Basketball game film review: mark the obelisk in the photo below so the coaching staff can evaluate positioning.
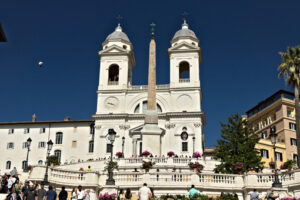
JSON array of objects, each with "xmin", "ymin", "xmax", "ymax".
[{"xmin": 141, "ymin": 23, "xmax": 163, "ymax": 156}]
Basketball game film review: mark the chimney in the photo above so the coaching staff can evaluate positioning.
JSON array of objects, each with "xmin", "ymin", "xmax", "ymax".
[
  {"xmin": 32, "ymin": 113, "xmax": 36, "ymax": 122},
  {"xmin": 64, "ymin": 116, "xmax": 70, "ymax": 121}
]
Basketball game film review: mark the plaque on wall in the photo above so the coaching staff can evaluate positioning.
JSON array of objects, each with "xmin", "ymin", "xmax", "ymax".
[{"xmin": 181, "ymin": 132, "xmax": 188, "ymax": 141}]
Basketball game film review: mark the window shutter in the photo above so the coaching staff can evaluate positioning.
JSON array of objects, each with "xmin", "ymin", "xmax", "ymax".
[
  {"xmin": 260, "ymin": 149, "xmax": 263, "ymax": 157},
  {"xmin": 280, "ymin": 153, "xmax": 283, "ymax": 161},
  {"xmin": 24, "ymin": 128, "xmax": 26, "ymax": 134},
  {"xmin": 266, "ymin": 150, "xmax": 269, "ymax": 158},
  {"xmin": 40, "ymin": 128, "xmax": 42, "ymax": 133}
]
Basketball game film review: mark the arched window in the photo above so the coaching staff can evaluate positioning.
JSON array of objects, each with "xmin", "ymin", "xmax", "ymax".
[
  {"xmin": 38, "ymin": 160, "xmax": 43, "ymax": 165},
  {"xmin": 56, "ymin": 132, "xmax": 63, "ymax": 144},
  {"xmin": 54, "ymin": 150, "xmax": 61, "ymax": 163},
  {"xmin": 22, "ymin": 160, "xmax": 27, "ymax": 170},
  {"xmin": 6, "ymin": 161, "xmax": 11, "ymax": 169},
  {"xmin": 181, "ymin": 127, "xmax": 188, "ymax": 152},
  {"xmin": 179, "ymin": 61, "xmax": 190, "ymax": 82},
  {"xmin": 108, "ymin": 64, "xmax": 119, "ymax": 85},
  {"xmin": 134, "ymin": 101, "xmax": 162, "ymax": 113}
]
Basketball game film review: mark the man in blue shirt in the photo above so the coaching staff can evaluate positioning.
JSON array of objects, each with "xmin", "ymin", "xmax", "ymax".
[
  {"xmin": 189, "ymin": 185, "xmax": 199, "ymax": 198},
  {"xmin": 46, "ymin": 185, "xmax": 57, "ymax": 200}
]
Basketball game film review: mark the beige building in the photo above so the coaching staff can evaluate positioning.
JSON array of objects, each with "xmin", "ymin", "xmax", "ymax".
[{"xmin": 246, "ymin": 90, "xmax": 298, "ymax": 168}]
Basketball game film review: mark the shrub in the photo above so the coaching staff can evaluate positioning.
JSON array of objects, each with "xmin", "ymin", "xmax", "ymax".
[
  {"xmin": 115, "ymin": 152, "xmax": 123, "ymax": 158},
  {"xmin": 232, "ymin": 162, "xmax": 245, "ymax": 174},
  {"xmin": 167, "ymin": 151, "xmax": 175, "ymax": 157},
  {"xmin": 193, "ymin": 152, "xmax": 202, "ymax": 158},
  {"xmin": 283, "ymin": 160, "xmax": 296, "ymax": 170},
  {"xmin": 104, "ymin": 161, "xmax": 119, "ymax": 172},
  {"xmin": 47, "ymin": 155, "xmax": 60, "ymax": 166},
  {"xmin": 141, "ymin": 150, "xmax": 151, "ymax": 156},
  {"xmin": 188, "ymin": 162, "xmax": 204, "ymax": 173}
]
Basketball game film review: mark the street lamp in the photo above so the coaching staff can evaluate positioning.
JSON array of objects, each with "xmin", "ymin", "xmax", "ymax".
[
  {"xmin": 122, "ymin": 136, "xmax": 125, "ymax": 158},
  {"xmin": 192, "ymin": 136, "xmax": 196, "ymax": 154},
  {"xmin": 24, "ymin": 137, "xmax": 32, "ymax": 172},
  {"xmin": 106, "ymin": 129, "xmax": 117, "ymax": 185},
  {"xmin": 270, "ymin": 126, "xmax": 282, "ymax": 188},
  {"xmin": 43, "ymin": 139, "xmax": 53, "ymax": 185}
]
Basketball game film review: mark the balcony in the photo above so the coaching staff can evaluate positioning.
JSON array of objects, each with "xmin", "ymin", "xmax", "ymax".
[{"xmin": 108, "ymin": 81, "xmax": 119, "ymax": 85}]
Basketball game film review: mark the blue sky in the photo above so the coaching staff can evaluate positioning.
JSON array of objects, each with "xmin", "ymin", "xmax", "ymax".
[{"xmin": 1, "ymin": 0, "xmax": 300, "ymax": 147}]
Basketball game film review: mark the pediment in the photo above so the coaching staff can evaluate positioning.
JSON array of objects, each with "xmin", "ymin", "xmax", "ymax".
[
  {"xmin": 99, "ymin": 45, "xmax": 128, "ymax": 55},
  {"xmin": 169, "ymin": 42, "xmax": 199, "ymax": 51}
]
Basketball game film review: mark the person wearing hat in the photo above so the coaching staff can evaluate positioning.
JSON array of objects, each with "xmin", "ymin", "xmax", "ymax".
[
  {"xmin": 36, "ymin": 183, "xmax": 46, "ymax": 200},
  {"xmin": 23, "ymin": 182, "xmax": 36, "ymax": 200}
]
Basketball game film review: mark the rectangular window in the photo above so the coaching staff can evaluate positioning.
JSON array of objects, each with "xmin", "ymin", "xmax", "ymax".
[
  {"xmin": 263, "ymin": 119, "xmax": 268, "ymax": 127},
  {"xmin": 106, "ymin": 144, "xmax": 112, "ymax": 153},
  {"xmin": 289, "ymin": 123, "xmax": 296, "ymax": 130},
  {"xmin": 22, "ymin": 142, "xmax": 28, "ymax": 149},
  {"xmin": 182, "ymin": 142, "xmax": 188, "ymax": 152},
  {"xmin": 38, "ymin": 142, "xmax": 45, "ymax": 148},
  {"xmin": 275, "ymin": 152, "xmax": 283, "ymax": 161},
  {"xmin": 261, "ymin": 131, "xmax": 268, "ymax": 139},
  {"xmin": 72, "ymin": 141, "xmax": 77, "ymax": 148},
  {"xmin": 24, "ymin": 128, "xmax": 30, "ymax": 134},
  {"xmin": 261, "ymin": 149, "xmax": 269, "ymax": 158},
  {"xmin": 291, "ymin": 138, "xmax": 297, "ymax": 146},
  {"xmin": 89, "ymin": 141, "xmax": 94, "ymax": 153},
  {"xmin": 8, "ymin": 129, "xmax": 14, "ymax": 134},
  {"xmin": 40, "ymin": 128, "xmax": 46, "ymax": 133},
  {"xmin": 293, "ymin": 154, "xmax": 298, "ymax": 165},
  {"xmin": 255, "ymin": 124, "xmax": 259, "ymax": 131},
  {"xmin": 271, "ymin": 113, "xmax": 276, "ymax": 121},
  {"xmin": 287, "ymin": 108, "xmax": 293, "ymax": 118},
  {"xmin": 7, "ymin": 142, "xmax": 14, "ymax": 149}
]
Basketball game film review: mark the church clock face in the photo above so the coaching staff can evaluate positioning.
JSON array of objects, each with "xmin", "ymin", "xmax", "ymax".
[{"xmin": 105, "ymin": 97, "xmax": 119, "ymax": 109}]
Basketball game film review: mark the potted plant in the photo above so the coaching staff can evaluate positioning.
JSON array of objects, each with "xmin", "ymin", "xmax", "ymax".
[
  {"xmin": 115, "ymin": 152, "xmax": 123, "ymax": 159},
  {"xmin": 232, "ymin": 162, "xmax": 245, "ymax": 174},
  {"xmin": 27, "ymin": 164, "xmax": 33, "ymax": 171},
  {"xmin": 104, "ymin": 161, "xmax": 119, "ymax": 172},
  {"xmin": 167, "ymin": 151, "xmax": 175, "ymax": 157},
  {"xmin": 47, "ymin": 155, "xmax": 60, "ymax": 167},
  {"xmin": 188, "ymin": 162, "xmax": 204, "ymax": 173},
  {"xmin": 283, "ymin": 160, "xmax": 296, "ymax": 171},
  {"xmin": 269, "ymin": 161, "xmax": 275, "ymax": 169},
  {"xmin": 141, "ymin": 150, "xmax": 151, "ymax": 157},
  {"xmin": 99, "ymin": 193, "xmax": 117, "ymax": 200},
  {"xmin": 141, "ymin": 161, "xmax": 155, "ymax": 172},
  {"xmin": 193, "ymin": 152, "xmax": 202, "ymax": 159}
]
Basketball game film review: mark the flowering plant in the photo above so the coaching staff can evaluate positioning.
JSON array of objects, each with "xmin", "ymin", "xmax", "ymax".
[
  {"xmin": 141, "ymin": 150, "xmax": 151, "ymax": 156},
  {"xmin": 188, "ymin": 162, "xmax": 204, "ymax": 173},
  {"xmin": 167, "ymin": 151, "xmax": 175, "ymax": 157},
  {"xmin": 193, "ymin": 152, "xmax": 202, "ymax": 158},
  {"xmin": 99, "ymin": 193, "xmax": 117, "ymax": 200},
  {"xmin": 232, "ymin": 162, "xmax": 245, "ymax": 174},
  {"xmin": 27, "ymin": 164, "xmax": 33, "ymax": 170},
  {"xmin": 280, "ymin": 198, "xmax": 300, "ymax": 200},
  {"xmin": 115, "ymin": 152, "xmax": 123, "ymax": 158}
]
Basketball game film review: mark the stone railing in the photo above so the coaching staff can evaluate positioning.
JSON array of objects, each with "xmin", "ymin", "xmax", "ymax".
[
  {"xmin": 179, "ymin": 78, "xmax": 190, "ymax": 83},
  {"xmin": 131, "ymin": 84, "xmax": 170, "ymax": 91}
]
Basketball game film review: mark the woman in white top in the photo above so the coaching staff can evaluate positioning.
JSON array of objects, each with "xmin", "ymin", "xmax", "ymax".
[{"xmin": 71, "ymin": 187, "xmax": 78, "ymax": 200}]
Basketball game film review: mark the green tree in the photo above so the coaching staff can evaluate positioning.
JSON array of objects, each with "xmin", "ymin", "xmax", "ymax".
[
  {"xmin": 278, "ymin": 46, "xmax": 300, "ymax": 167},
  {"xmin": 214, "ymin": 114, "xmax": 264, "ymax": 174}
]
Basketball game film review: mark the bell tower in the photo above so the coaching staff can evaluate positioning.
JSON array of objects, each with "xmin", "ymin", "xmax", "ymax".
[
  {"xmin": 168, "ymin": 20, "xmax": 202, "ymax": 88},
  {"xmin": 98, "ymin": 24, "xmax": 136, "ymax": 90}
]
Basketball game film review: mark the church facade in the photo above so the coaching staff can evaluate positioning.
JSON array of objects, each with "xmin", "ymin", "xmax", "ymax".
[{"xmin": 0, "ymin": 21, "xmax": 205, "ymax": 173}]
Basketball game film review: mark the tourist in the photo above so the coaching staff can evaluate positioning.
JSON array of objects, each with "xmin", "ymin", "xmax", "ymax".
[
  {"xmin": 138, "ymin": 183, "xmax": 152, "ymax": 200},
  {"xmin": 125, "ymin": 188, "xmax": 132, "ymax": 200},
  {"xmin": 5, "ymin": 185, "xmax": 22, "ymax": 200},
  {"xmin": 71, "ymin": 187, "xmax": 78, "ymax": 200},
  {"xmin": 77, "ymin": 185, "xmax": 85, "ymax": 200},
  {"xmin": 267, "ymin": 189, "xmax": 278, "ymax": 200},
  {"xmin": 59, "ymin": 186, "xmax": 68, "ymax": 200},
  {"xmin": 188, "ymin": 185, "xmax": 199, "ymax": 198},
  {"xmin": 36, "ymin": 183, "xmax": 46, "ymax": 200},
  {"xmin": 118, "ymin": 189, "xmax": 125, "ymax": 200},
  {"xmin": 7, "ymin": 176, "xmax": 16, "ymax": 193},
  {"xmin": 250, "ymin": 189, "xmax": 259, "ymax": 200},
  {"xmin": 45, "ymin": 185, "xmax": 57, "ymax": 200},
  {"xmin": 10, "ymin": 167, "xmax": 17, "ymax": 177},
  {"xmin": 84, "ymin": 189, "xmax": 90, "ymax": 200},
  {"xmin": 23, "ymin": 182, "xmax": 36, "ymax": 200},
  {"xmin": 21, "ymin": 180, "xmax": 30, "ymax": 197},
  {"xmin": 87, "ymin": 166, "xmax": 91, "ymax": 171}
]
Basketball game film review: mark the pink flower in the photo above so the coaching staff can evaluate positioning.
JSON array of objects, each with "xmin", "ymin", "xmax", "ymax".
[
  {"xmin": 193, "ymin": 152, "xmax": 202, "ymax": 158},
  {"xmin": 141, "ymin": 150, "xmax": 151, "ymax": 156}
]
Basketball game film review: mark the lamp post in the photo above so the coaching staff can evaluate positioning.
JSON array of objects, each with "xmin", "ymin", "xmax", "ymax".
[
  {"xmin": 122, "ymin": 136, "xmax": 125, "ymax": 158},
  {"xmin": 192, "ymin": 136, "xmax": 196, "ymax": 154},
  {"xmin": 43, "ymin": 139, "xmax": 53, "ymax": 185},
  {"xmin": 106, "ymin": 129, "xmax": 116, "ymax": 185},
  {"xmin": 24, "ymin": 137, "xmax": 32, "ymax": 172},
  {"xmin": 270, "ymin": 126, "xmax": 282, "ymax": 188}
]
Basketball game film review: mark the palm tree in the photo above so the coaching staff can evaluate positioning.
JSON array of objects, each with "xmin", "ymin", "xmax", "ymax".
[{"xmin": 278, "ymin": 46, "xmax": 300, "ymax": 167}]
